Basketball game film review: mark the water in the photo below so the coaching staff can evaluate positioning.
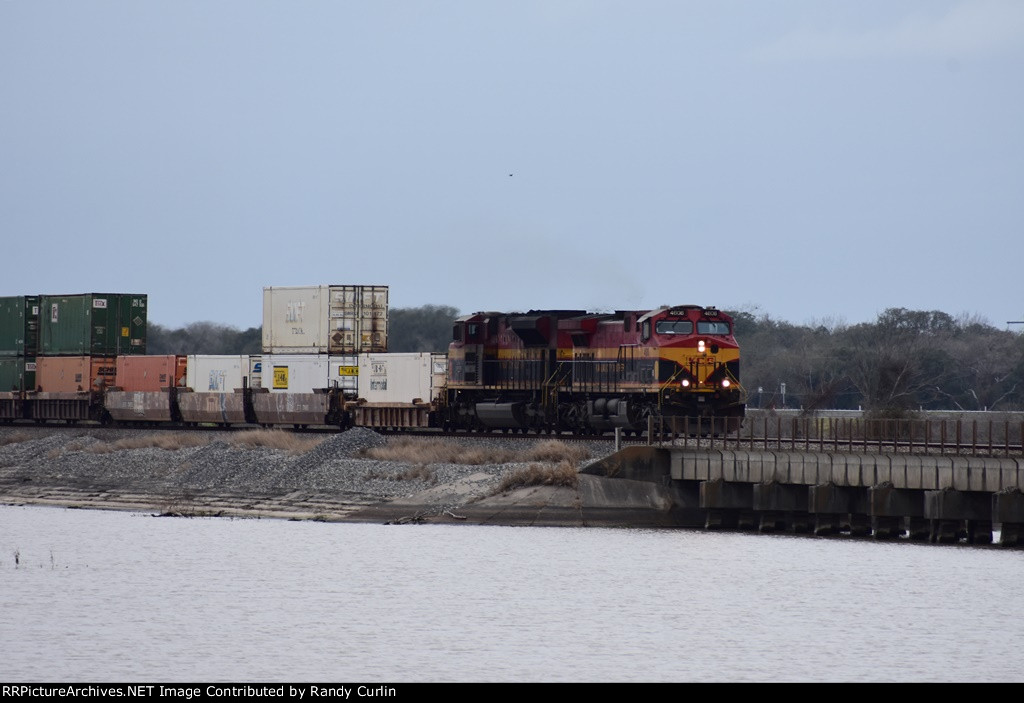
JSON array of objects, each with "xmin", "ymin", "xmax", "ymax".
[{"xmin": 2, "ymin": 505, "xmax": 1023, "ymax": 683}]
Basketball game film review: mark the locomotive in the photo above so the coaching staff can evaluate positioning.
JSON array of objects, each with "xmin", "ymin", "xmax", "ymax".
[{"xmin": 444, "ymin": 305, "xmax": 744, "ymax": 434}]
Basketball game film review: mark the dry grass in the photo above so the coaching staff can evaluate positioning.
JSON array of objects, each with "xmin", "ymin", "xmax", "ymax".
[
  {"xmin": 395, "ymin": 465, "xmax": 437, "ymax": 483},
  {"xmin": 226, "ymin": 429, "xmax": 326, "ymax": 454},
  {"xmin": 496, "ymin": 461, "xmax": 579, "ymax": 493},
  {"xmin": 361, "ymin": 438, "xmax": 590, "ymax": 467},
  {"xmin": 0, "ymin": 431, "xmax": 33, "ymax": 447},
  {"xmin": 521, "ymin": 439, "xmax": 591, "ymax": 464}
]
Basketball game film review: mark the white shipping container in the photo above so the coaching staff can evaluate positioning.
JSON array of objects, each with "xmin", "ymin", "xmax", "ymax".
[
  {"xmin": 328, "ymin": 355, "xmax": 359, "ymax": 392},
  {"xmin": 357, "ymin": 352, "xmax": 443, "ymax": 404},
  {"xmin": 186, "ymin": 355, "xmax": 250, "ymax": 393},
  {"xmin": 262, "ymin": 354, "xmax": 330, "ymax": 393},
  {"xmin": 262, "ymin": 286, "xmax": 329, "ymax": 354},
  {"xmin": 263, "ymin": 284, "xmax": 389, "ymax": 354},
  {"xmin": 249, "ymin": 355, "xmax": 263, "ymax": 389}
]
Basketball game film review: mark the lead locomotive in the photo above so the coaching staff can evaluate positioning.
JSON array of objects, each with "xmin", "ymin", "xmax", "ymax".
[{"xmin": 444, "ymin": 305, "xmax": 744, "ymax": 434}]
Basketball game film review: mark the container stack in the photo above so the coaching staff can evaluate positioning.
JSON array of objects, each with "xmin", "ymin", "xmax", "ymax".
[
  {"xmin": 261, "ymin": 285, "xmax": 389, "ymax": 395},
  {"xmin": 0, "ymin": 296, "xmax": 39, "ymax": 398},
  {"xmin": 34, "ymin": 294, "xmax": 147, "ymax": 393}
]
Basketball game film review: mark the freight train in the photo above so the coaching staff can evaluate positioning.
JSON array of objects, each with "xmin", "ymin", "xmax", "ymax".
[{"xmin": 0, "ymin": 304, "xmax": 745, "ymax": 435}]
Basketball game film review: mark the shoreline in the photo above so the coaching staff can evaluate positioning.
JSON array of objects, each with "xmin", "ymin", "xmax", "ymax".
[{"xmin": 1, "ymin": 426, "xmax": 680, "ymax": 528}]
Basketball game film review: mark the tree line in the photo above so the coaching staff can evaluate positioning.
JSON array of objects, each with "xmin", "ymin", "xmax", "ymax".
[
  {"xmin": 731, "ymin": 307, "xmax": 1024, "ymax": 415},
  {"xmin": 148, "ymin": 305, "xmax": 1024, "ymax": 414}
]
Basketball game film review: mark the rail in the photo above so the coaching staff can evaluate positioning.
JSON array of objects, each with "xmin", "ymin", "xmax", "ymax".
[{"xmin": 648, "ymin": 415, "xmax": 1024, "ymax": 457}]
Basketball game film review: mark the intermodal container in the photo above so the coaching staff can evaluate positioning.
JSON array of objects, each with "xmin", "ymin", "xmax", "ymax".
[
  {"xmin": 356, "ymin": 352, "xmax": 445, "ymax": 404},
  {"xmin": 114, "ymin": 355, "xmax": 187, "ymax": 392},
  {"xmin": 186, "ymin": 355, "xmax": 251, "ymax": 393},
  {"xmin": 0, "ymin": 296, "xmax": 40, "ymax": 356},
  {"xmin": 35, "ymin": 356, "xmax": 117, "ymax": 393},
  {"xmin": 249, "ymin": 355, "xmax": 263, "ymax": 389},
  {"xmin": 327, "ymin": 355, "xmax": 358, "ymax": 393},
  {"xmin": 262, "ymin": 285, "xmax": 327, "ymax": 354},
  {"xmin": 326, "ymin": 285, "xmax": 388, "ymax": 354},
  {"xmin": 39, "ymin": 294, "xmax": 147, "ymax": 356},
  {"xmin": 262, "ymin": 354, "xmax": 329, "ymax": 394},
  {"xmin": 262, "ymin": 285, "xmax": 388, "ymax": 354},
  {"xmin": 0, "ymin": 356, "xmax": 35, "ymax": 392}
]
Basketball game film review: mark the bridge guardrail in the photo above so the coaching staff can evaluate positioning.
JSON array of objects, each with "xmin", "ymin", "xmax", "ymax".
[{"xmin": 649, "ymin": 414, "xmax": 1024, "ymax": 457}]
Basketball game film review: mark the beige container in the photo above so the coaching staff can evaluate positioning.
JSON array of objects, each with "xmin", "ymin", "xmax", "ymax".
[
  {"xmin": 326, "ymin": 285, "xmax": 388, "ymax": 354},
  {"xmin": 262, "ymin": 285, "xmax": 328, "ymax": 354},
  {"xmin": 262, "ymin": 285, "xmax": 388, "ymax": 354},
  {"xmin": 262, "ymin": 354, "xmax": 330, "ymax": 393},
  {"xmin": 186, "ymin": 355, "xmax": 250, "ymax": 392}
]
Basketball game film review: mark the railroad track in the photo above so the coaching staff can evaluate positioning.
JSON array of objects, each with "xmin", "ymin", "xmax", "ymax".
[{"xmin": 2, "ymin": 421, "xmax": 1022, "ymax": 456}]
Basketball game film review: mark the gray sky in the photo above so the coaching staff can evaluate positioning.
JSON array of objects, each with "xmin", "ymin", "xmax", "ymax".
[{"xmin": 2, "ymin": 1, "xmax": 1021, "ymax": 330}]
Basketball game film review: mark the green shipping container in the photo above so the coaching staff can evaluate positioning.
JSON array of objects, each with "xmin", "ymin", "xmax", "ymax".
[
  {"xmin": 0, "ymin": 356, "xmax": 35, "ymax": 392},
  {"xmin": 0, "ymin": 296, "xmax": 40, "ymax": 356},
  {"xmin": 39, "ymin": 294, "xmax": 147, "ymax": 356}
]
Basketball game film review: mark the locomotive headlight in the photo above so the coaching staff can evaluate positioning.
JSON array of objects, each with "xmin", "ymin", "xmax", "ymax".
[
  {"xmin": 697, "ymin": 340, "xmax": 705, "ymax": 353},
  {"xmin": 681, "ymin": 379, "xmax": 691, "ymax": 388},
  {"xmin": 721, "ymin": 379, "xmax": 731, "ymax": 388}
]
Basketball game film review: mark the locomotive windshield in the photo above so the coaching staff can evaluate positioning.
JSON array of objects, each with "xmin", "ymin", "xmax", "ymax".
[
  {"xmin": 697, "ymin": 320, "xmax": 731, "ymax": 335},
  {"xmin": 655, "ymin": 320, "xmax": 693, "ymax": 335}
]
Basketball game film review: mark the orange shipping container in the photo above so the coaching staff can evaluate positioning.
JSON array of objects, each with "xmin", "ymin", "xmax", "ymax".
[
  {"xmin": 35, "ymin": 356, "xmax": 117, "ymax": 393},
  {"xmin": 114, "ymin": 355, "xmax": 187, "ymax": 392}
]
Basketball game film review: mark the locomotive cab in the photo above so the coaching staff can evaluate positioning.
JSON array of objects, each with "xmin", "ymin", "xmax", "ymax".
[{"xmin": 640, "ymin": 306, "xmax": 743, "ymax": 421}]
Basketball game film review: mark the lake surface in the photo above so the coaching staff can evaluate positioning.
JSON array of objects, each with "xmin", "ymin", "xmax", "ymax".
[{"xmin": 2, "ymin": 504, "xmax": 1022, "ymax": 683}]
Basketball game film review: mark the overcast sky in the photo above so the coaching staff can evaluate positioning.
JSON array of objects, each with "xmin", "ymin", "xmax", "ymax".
[{"xmin": 2, "ymin": 1, "xmax": 1021, "ymax": 330}]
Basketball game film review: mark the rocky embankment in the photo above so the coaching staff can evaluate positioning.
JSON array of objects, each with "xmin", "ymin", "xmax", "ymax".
[{"xmin": 0, "ymin": 426, "xmax": 630, "ymax": 525}]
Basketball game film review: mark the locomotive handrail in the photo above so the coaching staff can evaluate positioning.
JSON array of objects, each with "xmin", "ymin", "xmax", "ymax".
[
  {"xmin": 540, "ymin": 362, "xmax": 570, "ymax": 415},
  {"xmin": 658, "ymin": 365, "xmax": 688, "ymax": 399}
]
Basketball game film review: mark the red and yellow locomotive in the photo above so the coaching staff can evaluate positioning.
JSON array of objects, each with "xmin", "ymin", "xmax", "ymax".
[{"xmin": 444, "ymin": 305, "xmax": 744, "ymax": 433}]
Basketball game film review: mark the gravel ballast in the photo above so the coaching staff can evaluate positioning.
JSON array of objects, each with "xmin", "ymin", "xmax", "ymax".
[{"xmin": 0, "ymin": 426, "xmax": 617, "ymax": 522}]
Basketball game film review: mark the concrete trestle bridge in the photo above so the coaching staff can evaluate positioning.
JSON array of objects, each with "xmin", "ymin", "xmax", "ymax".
[{"xmin": 588, "ymin": 411, "xmax": 1024, "ymax": 547}]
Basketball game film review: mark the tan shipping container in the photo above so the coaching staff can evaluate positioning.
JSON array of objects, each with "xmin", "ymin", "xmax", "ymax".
[
  {"xmin": 114, "ymin": 355, "xmax": 187, "ymax": 392},
  {"xmin": 326, "ymin": 285, "xmax": 388, "ymax": 354},
  {"xmin": 262, "ymin": 284, "xmax": 388, "ymax": 354},
  {"xmin": 35, "ymin": 356, "xmax": 117, "ymax": 393}
]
